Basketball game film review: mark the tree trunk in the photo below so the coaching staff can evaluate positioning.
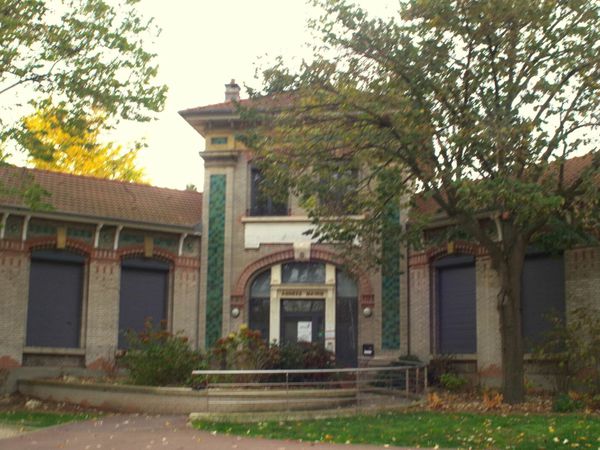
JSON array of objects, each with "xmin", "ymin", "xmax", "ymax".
[{"xmin": 495, "ymin": 242, "xmax": 527, "ymax": 404}]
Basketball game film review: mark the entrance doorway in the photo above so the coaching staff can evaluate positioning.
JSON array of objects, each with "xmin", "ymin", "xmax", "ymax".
[{"xmin": 280, "ymin": 299, "xmax": 325, "ymax": 346}]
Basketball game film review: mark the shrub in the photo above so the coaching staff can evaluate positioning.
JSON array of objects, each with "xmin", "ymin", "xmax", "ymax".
[
  {"xmin": 440, "ymin": 373, "xmax": 468, "ymax": 392},
  {"xmin": 210, "ymin": 325, "xmax": 275, "ymax": 370},
  {"xmin": 121, "ymin": 319, "xmax": 203, "ymax": 386},
  {"xmin": 552, "ymin": 392, "xmax": 584, "ymax": 412},
  {"xmin": 275, "ymin": 341, "xmax": 335, "ymax": 383},
  {"xmin": 277, "ymin": 342, "xmax": 335, "ymax": 370},
  {"xmin": 534, "ymin": 307, "xmax": 600, "ymax": 397},
  {"xmin": 427, "ymin": 354, "xmax": 455, "ymax": 386}
]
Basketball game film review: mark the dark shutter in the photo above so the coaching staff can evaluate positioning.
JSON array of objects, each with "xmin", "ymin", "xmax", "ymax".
[
  {"xmin": 27, "ymin": 251, "xmax": 85, "ymax": 348},
  {"xmin": 118, "ymin": 258, "xmax": 169, "ymax": 349},
  {"xmin": 521, "ymin": 254, "xmax": 565, "ymax": 349},
  {"xmin": 436, "ymin": 255, "xmax": 476, "ymax": 354}
]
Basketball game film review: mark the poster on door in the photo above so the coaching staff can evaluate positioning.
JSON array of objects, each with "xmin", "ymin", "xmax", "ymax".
[{"xmin": 297, "ymin": 321, "xmax": 312, "ymax": 342}]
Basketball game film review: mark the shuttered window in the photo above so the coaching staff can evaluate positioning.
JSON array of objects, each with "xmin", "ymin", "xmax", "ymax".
[
  {"xmin": 118, "ymin": 258, "xmax": 169, "ymax": 349},
  {"xmin": 26, "ymin": 250, "xmax": 85, "ymax": 348},
  {"xmin": 521, "ymin": 253, "xmax": 565, "ymax": 349},
  {"xmin": 435, "ymin": 255, "xmax": 477, "ymax": 354}
]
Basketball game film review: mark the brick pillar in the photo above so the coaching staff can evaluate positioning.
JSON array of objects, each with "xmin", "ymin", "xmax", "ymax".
[
  {"xmin": 85, "ymin": 250, "xmax": 120, "ymax": 369},
  {"xmin": 172, "ymin": 258, "xmax": 201, "ymax": 349},
  {"xmin": 475, "ymin": 256, "xmax": 502, "ymax": 387},
  {"xmin": 565, "ymin": 247, "xmax": 600, "ymax": 315},
  {"xmin": 408, "ymin": 257, "xmax": 431, "ymax": 360},
  {"xmin": 0, "ymin": 241, "xmax": 29, "ymax": 367}
]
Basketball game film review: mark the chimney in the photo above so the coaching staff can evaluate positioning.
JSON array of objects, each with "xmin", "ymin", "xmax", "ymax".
[{"xmin": 225, "ymin": 79, "xmax": 240, "ymax": 102}]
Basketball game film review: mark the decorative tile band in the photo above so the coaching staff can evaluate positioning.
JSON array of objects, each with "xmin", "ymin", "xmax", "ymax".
[
  {"xmin": 205, "ymin": 174, "xmax": 226, "ymax": 348},
  {"xmin": 381, "ymin": 205, "xmax": 400, "ymax": 350}
]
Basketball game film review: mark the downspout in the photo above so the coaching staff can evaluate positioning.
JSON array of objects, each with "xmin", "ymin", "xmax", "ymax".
[
  {"xmin": 177, "ymin": 233, "xmax": 188, "ymax": 257},
  {"xmin": 113, "ymin": 225, "xmax": 123, "ymax": 251},
  {"xmin": 0, "ymin": 213, "xmax": 8, "ymax": 239},
  {"xmin": 93, "ymin": 223, "xmax": 104, "ymax": 248},
  {"xmin": 21, "ymin": 215, "xmax": 31, "ymax": 241},
  {"xmin": 195, "ymin": 236, "xmax": 202, "ymax": 351}
]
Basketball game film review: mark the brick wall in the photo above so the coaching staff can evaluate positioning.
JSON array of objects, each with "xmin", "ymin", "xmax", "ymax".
[
  {"xmin": 565, "ymin": 246, "xmax": 600, "ymax": 314},
  {"xmin": 85, "ymin": 251, "xmax": 120, "ymax": 369},
  {"xmin": 0, "ymin": 241, "xmax": 29, "ymax": 367}
]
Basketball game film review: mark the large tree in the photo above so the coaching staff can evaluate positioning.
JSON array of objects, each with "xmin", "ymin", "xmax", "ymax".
[
  {"xmin": 0, "ymin": 0, "xmax": 167, "ymax": 156},
  {"xmin": 19, "ymin": 100, "xmax": 146, "ymax": 182},
  {"xmin": 244, "ymin": 0, "xmax": 600, "ymax": 403}
]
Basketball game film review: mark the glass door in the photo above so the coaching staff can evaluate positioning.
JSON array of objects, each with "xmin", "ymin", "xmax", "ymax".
[{"xmin": 280, "ymin": 299, "xmax": 325, "ymax": 346}]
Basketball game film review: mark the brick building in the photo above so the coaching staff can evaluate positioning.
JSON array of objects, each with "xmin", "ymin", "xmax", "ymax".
[{"xmin": 1, "ymin": 81, "xmax": 598, "ymax": 392}]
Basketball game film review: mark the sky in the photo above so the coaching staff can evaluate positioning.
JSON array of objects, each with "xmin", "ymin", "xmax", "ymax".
[{"xmin": 107, "ymin": 0, "xmax": 398, "ymax": 191}]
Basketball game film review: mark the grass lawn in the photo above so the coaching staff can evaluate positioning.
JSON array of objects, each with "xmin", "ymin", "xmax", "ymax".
[
  {"xmin": 0, "ymin": 411, "xmax": 96, "ymax": 429},
  {"xmin": 193, "ymin": 412, "xmax": 600, "ymax": 449}
]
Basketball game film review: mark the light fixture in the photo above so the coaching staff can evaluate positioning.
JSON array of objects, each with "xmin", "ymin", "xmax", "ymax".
[
  {"xmin": 363, "ymin": 307, "xmax": 373, "ymax": 318},
  {"xmin": 231, "ymin": 307, "xmax": 240, "ymax": 318}
]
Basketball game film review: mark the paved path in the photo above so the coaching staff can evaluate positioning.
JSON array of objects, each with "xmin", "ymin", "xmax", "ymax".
[{"xmin": 0, "ymin": 414, "xmax": 421, "ymax": 449}]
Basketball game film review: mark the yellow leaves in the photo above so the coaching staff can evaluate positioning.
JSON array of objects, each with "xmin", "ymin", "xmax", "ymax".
[
  {"xmin": 482, "ymin": 390, "xmax": 504, "ymax": 410},
  {"xmin": 23, "ymin": 104, "xmax": 146, "ymax": 183},
  {"xmin": 427, "ymin": 392, "xmax": 444, "ymax": 410}
]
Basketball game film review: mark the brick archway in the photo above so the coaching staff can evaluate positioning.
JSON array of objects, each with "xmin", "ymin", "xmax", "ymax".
[
  {"xmin": 231, "ymin": 246, "xmax": 374, "ymax": 308},
  {"xmin": 27, "ymin": 237, "xmax": 92, "ymax": 257},
  {"xmin": 426, "ymin": 241, "xmax": 486, "ymax": 263},
  {"xmin": 117, "ymin": 245, "xmax": 177, "ymax": 264}
]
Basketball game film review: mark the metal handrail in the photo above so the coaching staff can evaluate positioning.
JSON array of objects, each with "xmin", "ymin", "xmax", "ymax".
[
  {"xmin": 190, "ymin": 364, "xmax": 428, "ymax": 414},
  {"xmin": 192, "ymin": 364, "xmax": 426, "ymax": 376}
]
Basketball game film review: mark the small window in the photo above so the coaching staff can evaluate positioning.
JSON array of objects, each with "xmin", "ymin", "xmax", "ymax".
[
  {"xmin": 281, "ymin": 262, "xmax": 326, "ymax": 284},
  {"xmin": 319, "ymin": 167, "xmax": 360, "ymax": 215},
  {"xmin": 249, "ymin": 166, "xmax": 288, "ymax": 216},
  {"xmin": 210, "ymin": 136, "xmax": 228, "ymax": 145},
  {"xmin": 521, "ymin": 254, "xmax": 565, "ymax": 350}
]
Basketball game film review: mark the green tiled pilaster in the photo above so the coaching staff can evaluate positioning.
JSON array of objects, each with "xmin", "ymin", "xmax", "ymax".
[
  {"xmin": 205, "ymin": 174, "xmax": 226, "ymax": 348},
  {"xmin": 381, "ymin": 205, "xmax": 400, "ymax": 350}
]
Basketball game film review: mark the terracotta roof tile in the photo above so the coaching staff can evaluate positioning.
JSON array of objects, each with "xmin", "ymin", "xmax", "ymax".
[
  {"xmin": 0, "ymin": 166, "xmax": 202, "ymax": 230},
  {"xmin": 179, "ymin": 92, "xmax": 295, "ymax": 117}
]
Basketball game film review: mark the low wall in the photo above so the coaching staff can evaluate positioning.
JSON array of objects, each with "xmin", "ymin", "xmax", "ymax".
[{"xmin": 18, "ymin": 380, "xmax": 361, "ymax": 414}]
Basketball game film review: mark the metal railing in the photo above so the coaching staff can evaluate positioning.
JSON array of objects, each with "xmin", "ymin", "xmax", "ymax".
[{"xmin": 191, "ymin": 362, "xmax": 427, "ymax": 413}]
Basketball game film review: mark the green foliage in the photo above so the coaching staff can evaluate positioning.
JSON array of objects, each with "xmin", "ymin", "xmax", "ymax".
[
  {"xmin": 276, "ymin": 342, "xmax": 335, "ymax": 371},
  {"xmin": 193, "ymin": 411, "xmax": 600, "ymax": 449},
  {"xmin": 440, "ymin": 373, "xmax": 468, "ymax": 392},
  {"xmin": 121, "ymin": 320, "xmax": 203, "ymax": 386},
  {"xmin": 534, "ymin": 307, "xmax": 600, "ymax": 396},
  {"xmin": 427, "ymin": 354, "xmax": 455, "ymax": 386},
  {"xmin": 552, "ymin": 393, "xmax": 584, "ymax": 413},
  {"xmin": 0, "ymin": 0, "xmax": 167, "ymax": 153},
  {"xmin": 210, "ymin": 325, "xmax": 275, "ymax": 371},
  {"xmin": 245, "ymin": 0, "xmax": 600, "ymax": 402}
]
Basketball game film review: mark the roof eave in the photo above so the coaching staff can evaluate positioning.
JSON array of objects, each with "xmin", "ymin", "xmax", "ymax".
[{"xmin": 0, "ymin": 205, "xmax": 202, "ymax": 235}]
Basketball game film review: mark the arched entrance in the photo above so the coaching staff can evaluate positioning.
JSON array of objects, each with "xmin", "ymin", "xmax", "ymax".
[{"xmin": 247, "ymin": 261, "xmax": 358, "ymax": 367}]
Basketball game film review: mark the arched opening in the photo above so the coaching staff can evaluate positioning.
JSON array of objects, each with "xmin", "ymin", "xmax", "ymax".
[
  {"xmin": 248, "ymin": 269, "xmax": 271, "ymax": 341},
  {"xmin": 246, "ymin": 261, "xmax": 359, "ymax": 367}
]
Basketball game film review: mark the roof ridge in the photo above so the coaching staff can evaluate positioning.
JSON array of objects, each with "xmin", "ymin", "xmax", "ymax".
[{"xmin": 2, "ymin": 165, "xmax": 203, "ymax": 196}]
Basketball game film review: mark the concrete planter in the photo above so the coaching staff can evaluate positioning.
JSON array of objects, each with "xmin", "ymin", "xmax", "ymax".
[{"xmin": 18, "ymin": 379, "xmax": 358, "ymax": 414}]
